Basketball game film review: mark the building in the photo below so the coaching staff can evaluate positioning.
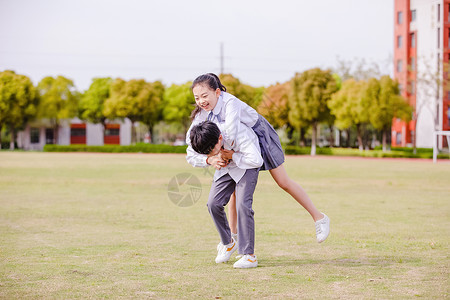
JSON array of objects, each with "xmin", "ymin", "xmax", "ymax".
[
  {"xmin": 393, "ymin": 0, "xmax": 450, "ymax": 148},
  {"xmin": 17, "ymin": 118, "xmax": 132, "ymax": 150}
]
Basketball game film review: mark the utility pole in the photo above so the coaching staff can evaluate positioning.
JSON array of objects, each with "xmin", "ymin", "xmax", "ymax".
[{"xmin": 220, "ymin": 42, "xmax": 224, "ymax": 75}]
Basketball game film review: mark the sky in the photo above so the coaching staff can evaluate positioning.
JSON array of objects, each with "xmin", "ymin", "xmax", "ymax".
[{"xmin": 0, "ymin": 0, "xmax": 394, "ymax": 91}]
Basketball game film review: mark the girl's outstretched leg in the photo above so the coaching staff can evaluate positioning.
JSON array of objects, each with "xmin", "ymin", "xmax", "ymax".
[
  {"xmin": 227, "ymin": 191, "xmax": 237, "ymax": 235},
  {"xmin": 269, "ymin": 164, "xmax": 322, "ymax": 221},
  {"xmin": 269, "ymin": 164, "xmax": 330, "ymax": 242}
]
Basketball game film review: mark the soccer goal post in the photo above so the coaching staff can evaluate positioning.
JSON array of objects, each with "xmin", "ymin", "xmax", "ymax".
[{"xmin": 433, "ymin": 131, "xmax": 450, "ymax": 163}]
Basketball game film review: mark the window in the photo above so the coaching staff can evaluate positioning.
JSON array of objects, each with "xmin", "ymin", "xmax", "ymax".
[
  {"xmin": 398, "ymin": 84, "xmax": 403, "ymax": 94},
  {"xmin": 438, "ymin": 28, "xmax": 441, "ymax": 48},
  {"xmin": 448, "ymin": 4, "xmax": 450, "ymax": 22},
  {"xmin": 411, "ymin": 9, "xmax": 416, "ymax": 22},
  {"xmin": 447, "ymin": 90, "xmax": 450, "ymax": 100},
  {"xmin": 45, "ymin": 128, "xmax": 54, "ymax": 144},
  {"xmin": 410, "ymin": 33, "xmax": 416, "ymax": 48},
  {"xmin": 448, "ymin": 30, "xmax": 450, "ymax": 48},
  {"xmin": 70, "ymin": 128, "xmax": 86, "ymax": 136},
  {"xmin": 409, "ymin": 81, "xmax": 415, "ymax": 95},
  {"xmin": 30, "ymin": 128, "xmax": 39, "ymax": 144},
  {"xmin": 396, "ymin": 132, "xmax": 402, "ymax": 145},
  {"xmin": 397, "ymin": 59, "xmax": 403, "ymax": 72},
  {"xmin": 105, "ymin": 128, "xmax": 120, "ymax": 136},
  {"xmin": 448, "ymin": 105, "xmax": 450, "ymax": 125},
  {"xmin": 410, "ymin": 57, "xmax": 415, "ymax": 71},
  {"xmin": 397, "ymin": 35, "xmax": 403, "ymax": 48},
  {"xmin": 438, "ymin": 4, "xmax": 441, "ymax": 22},
  {"xmin": 398, "ymin": 11, "xmax": 403, "ymax": 24}
]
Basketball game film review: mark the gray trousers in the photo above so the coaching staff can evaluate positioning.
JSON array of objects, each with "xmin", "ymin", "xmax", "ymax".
[{"xmin": 207, "ymin": 168, "xmax": 259, "ymax": 255}]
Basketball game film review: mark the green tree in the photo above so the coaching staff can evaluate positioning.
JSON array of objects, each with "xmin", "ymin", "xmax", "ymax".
[
  {"xmin": 329, "ymin": 79, "xmax": 370, "ymax": 150},
  {"xmin": 162, "ymin": 82, "xmax": 193, "ymax": 135},
  {"xmin": 258, "ymin": 81, "xmax": 290, "ymax": 129},
  {"xmin": 104, "ymin": 78, "xmax": 164, "ymax": 143},
  {"xmin": 0, "ymin": 70, "xmax": 38, "ymax": 149},
  {"xmin": 365, "ymin": 76, "xmax": 412, "ymax": 151},
  {"xmin": 79, "ymin": 77, "xmax": 112, "ymax": 133},
  {"xmin": 219, "ymin": 73, "xmax": 264, "ymax": 109},
  {"xmin": 37, "ymin": 76, "xmax": 78, "ymax": 145},
  {"xmin": 289, "ymin": 68, "xmax": 338, "ymax": 155}
]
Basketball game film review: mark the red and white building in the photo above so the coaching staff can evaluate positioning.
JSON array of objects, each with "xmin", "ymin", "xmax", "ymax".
[
  {"xmin": 393, "ymin": 0, "xmax": 450, "ymax": 148},
  {"xmin": 17, "ymin": 118, "xmax": 132, "ymax": 150}
]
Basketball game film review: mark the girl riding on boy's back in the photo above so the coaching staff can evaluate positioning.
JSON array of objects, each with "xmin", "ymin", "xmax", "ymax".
[{"xmin": 186, "ymin": 73, "xmax": 330, "ymax": 256}]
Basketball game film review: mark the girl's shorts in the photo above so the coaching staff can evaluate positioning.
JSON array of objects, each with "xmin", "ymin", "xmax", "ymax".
[{"xmin": 252, "ymin": 114, "xmax": 285, "ymax": 171}]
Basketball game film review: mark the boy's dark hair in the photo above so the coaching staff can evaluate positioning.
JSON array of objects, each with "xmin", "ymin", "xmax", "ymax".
[{"xmin": 190, "ymin": 121, "xmax": 221, "ymax": 155}]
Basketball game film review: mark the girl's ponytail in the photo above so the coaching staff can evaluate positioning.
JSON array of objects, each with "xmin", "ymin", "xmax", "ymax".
[{"xmin": 207, "ymin": 73, "xmax": 227, "ymax": 92}]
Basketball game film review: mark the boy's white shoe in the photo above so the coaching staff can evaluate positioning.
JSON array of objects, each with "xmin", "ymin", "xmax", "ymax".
[
  {"xmin": 215, "ymin": 237, "xmax": 237, "ymax": 263},
  {"xmin": 233, "ymin": 254, "xmax": 258, "ymax": 269},
  {"xmin": 315, "ymin": 213, "xmax": 330, "ymax": 243},
  {"xmin": 217, "ymin": 233, "xmax": 238, "ymax": 251}
]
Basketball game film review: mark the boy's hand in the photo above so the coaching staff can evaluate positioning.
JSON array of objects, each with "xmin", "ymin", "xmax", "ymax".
[
  {"xmin": 220, "ymin": 149, "xmax": 234, "ymax": 161},
  {"xmin": 207, "ymin": 156, "xmax": 227, "ymax": 170}
]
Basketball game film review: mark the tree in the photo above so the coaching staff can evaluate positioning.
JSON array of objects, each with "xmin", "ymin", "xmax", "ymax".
[
  {"xmin": 258, "ymin": 81, "xmax": 290, "ymax": 129},
  {"xmin": 78, "ymin": 77, "xmax": 112, "ymax": 133},
  {"xmin": 334, "ymin": 56, "xmax": 391, "ymax": 81},
  {"xmin": 162, "ymin": 82, "xmax": 193, "ymax": 135},
  {"xmin": 329, "ymin": 79, "xmax": 370, "ymax": 150},
  {"xmin": 104, "ymin": 78, "xmax": 164, "ymax": 143},
  {"xmin": 365, "ymin": 76, "xmax": 412, "ymax": 151},
  {"xmin": 0, "ymin": 70, "xmax": 38, "ymax": 150},
  {"xmin": 289, "ymin": 68, "xmax": 338, "ymax": 155},
  {"xmin": 219, "ymin": 73, "xmax": 264, "ymax": 109},
  {"xmin": 258, "ymin": 81, "xmax": 306, "ymax": 145},
  {"xmin": 37, "ymin": 76, "xmax": 78, "ymax": 145}
]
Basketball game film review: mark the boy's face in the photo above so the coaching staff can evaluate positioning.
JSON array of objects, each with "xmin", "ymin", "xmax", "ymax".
[
  {"xmin": 208, "ymin": 135, "xmax": 223, "ymax": 157},
  {"xmin": 193, "ymin": 84, "xmax": 221, "ymax": 112}
]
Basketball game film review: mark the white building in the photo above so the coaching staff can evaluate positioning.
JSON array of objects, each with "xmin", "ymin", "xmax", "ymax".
[
  {"xmin": 17, "ymin": 118, "xmax": 132, "ymax": 150},
  {"xmin": 393, "ymin": 0, "xmax": 450, "ymax": 148}
]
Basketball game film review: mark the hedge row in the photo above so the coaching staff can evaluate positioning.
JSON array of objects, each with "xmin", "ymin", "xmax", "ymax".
[
  {"xmin": 43, "ymin": 144, "xmax": 188, "ymax": 153},
  {"xmin": 43, "ymin": 144, "xmax": 450, "ymax": 159},
  {"xmin": 285, "ymin": 146, "xmax": 449, "ymax": 159}
]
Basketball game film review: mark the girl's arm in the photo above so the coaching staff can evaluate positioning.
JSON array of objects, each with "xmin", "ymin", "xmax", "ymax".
[
  {"xmin": 222, "ymin": 98, "xmax": 241, "ymax": 149},
  {"xmin": 185, "ymin": 117, "xmax": 209, "ymax": 168},
  {"xmin": 231, "ymin": 139, "xmax": 263, "ymax": 169},
  {"xmin": 223, "ymin": 97, "xmax": 258, "ymax": 148}
]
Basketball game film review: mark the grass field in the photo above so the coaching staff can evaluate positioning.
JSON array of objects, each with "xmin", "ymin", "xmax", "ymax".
[{"xmin": 0, "ymin": 152, "xmax": 449, "ymax": 299}]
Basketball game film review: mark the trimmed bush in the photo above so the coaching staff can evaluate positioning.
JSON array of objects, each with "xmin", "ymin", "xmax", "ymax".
[
  {"xmin": 44, "ymin": 143, "xmax": 188, "ymax": 153},
  {"xmin": 42, "ymin": 144, "xmax": 449, "ymax": 159}
]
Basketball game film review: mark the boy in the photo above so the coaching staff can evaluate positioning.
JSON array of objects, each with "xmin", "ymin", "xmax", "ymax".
[{"xmin": 187, "ymin": 120, "xmax": 262, "ymax": 268}]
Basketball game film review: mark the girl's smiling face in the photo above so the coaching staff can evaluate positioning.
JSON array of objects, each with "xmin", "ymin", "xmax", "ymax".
[{"xmin": 192, "ymin": 84, "xmax": 221, "ymax": 112}]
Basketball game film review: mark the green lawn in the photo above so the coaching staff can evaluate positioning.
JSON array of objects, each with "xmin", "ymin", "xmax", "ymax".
[{"xmin": 0, "ymin": 152, "xmax": 449, "ymax": 299}]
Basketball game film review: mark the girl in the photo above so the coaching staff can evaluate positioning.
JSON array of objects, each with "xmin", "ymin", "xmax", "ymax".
[{"xmin": 187, "ymin": 73, "xmax": 330, "ymax": 245}]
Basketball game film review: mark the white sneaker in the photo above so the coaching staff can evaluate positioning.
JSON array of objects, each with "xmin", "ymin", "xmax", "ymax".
[
  {"xmin": 233, "ymin": 254, "xmax": 258, "ymax": 269},
  {"xmin": 215, "ymin": 237, "xmax": 237, "ymax": 263},
  {"xmin": 217, "ymin": 233, "xmax": 238, "ymax": 251},
  {"xmin": 315, "ymin": 213, "xmax": 330, "ymax": 243}
]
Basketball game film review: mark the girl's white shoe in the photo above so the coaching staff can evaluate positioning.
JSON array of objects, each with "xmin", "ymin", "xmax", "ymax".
[
  {"xmin": 215, "ymin": 237, "xmax": 237, "ymax": 263},
  {"xmin": 315, "ymin": 213, "xmax": 330, "ymax": 243},
  {"xmin": 233, "ymin": 254, "xmax": 258, "ymax": 269}
]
